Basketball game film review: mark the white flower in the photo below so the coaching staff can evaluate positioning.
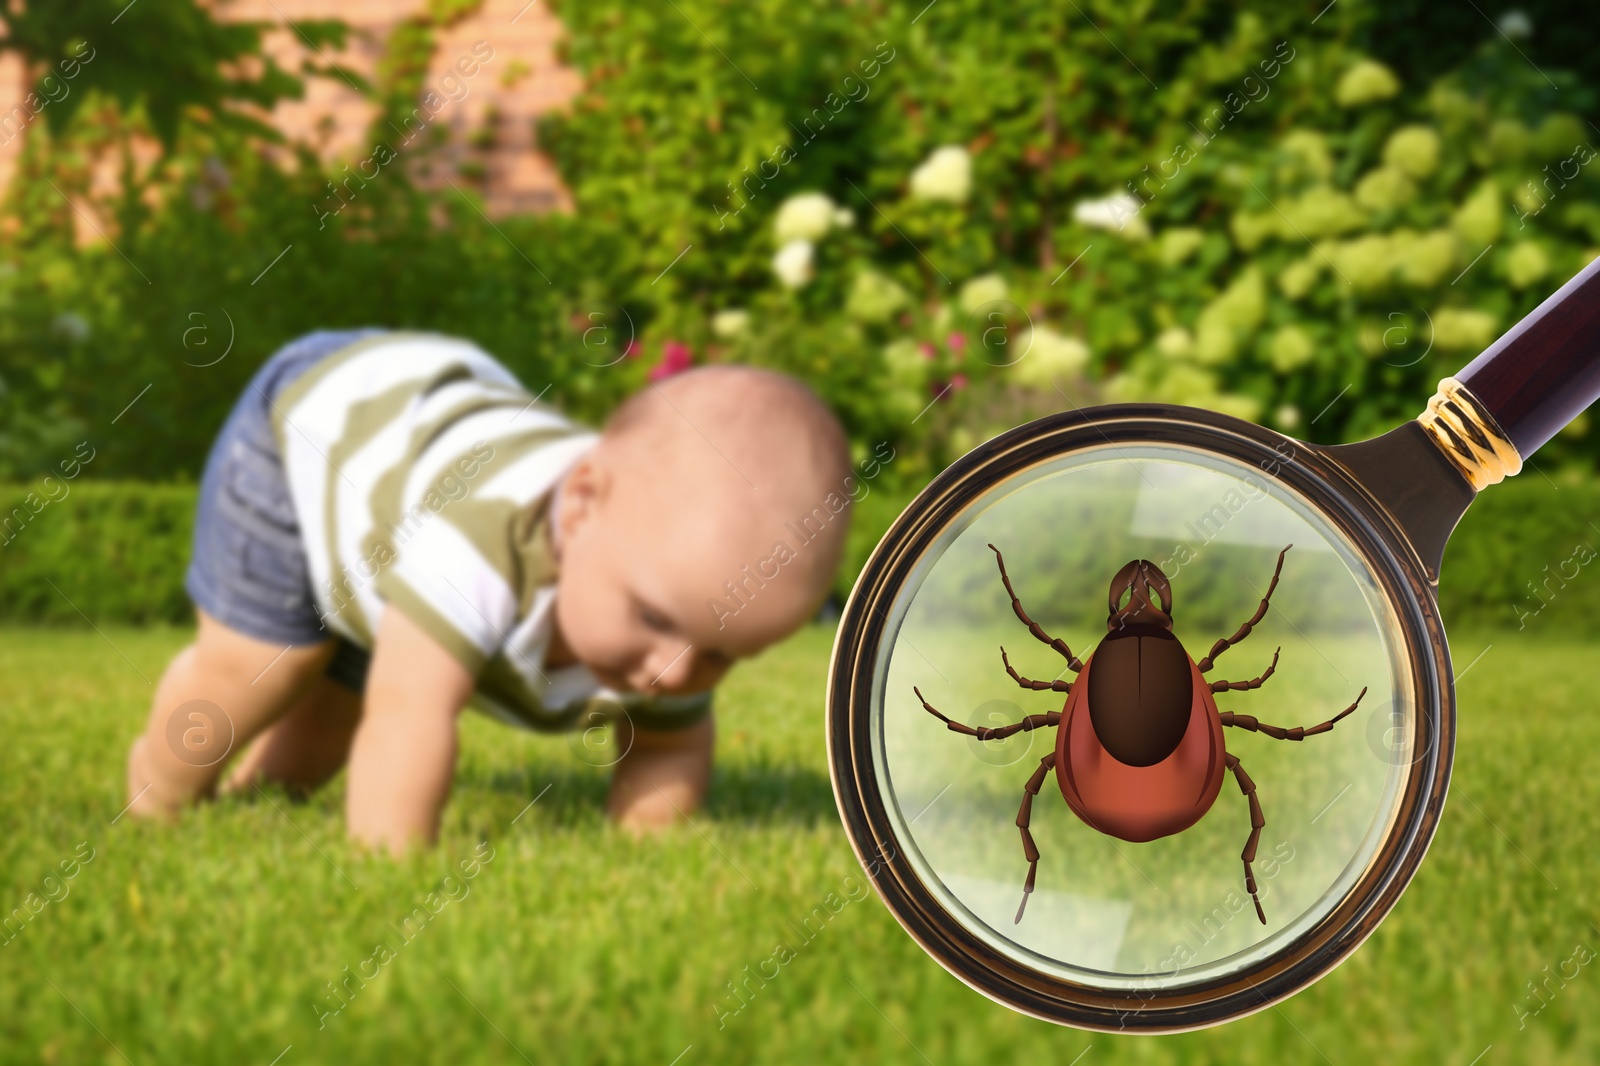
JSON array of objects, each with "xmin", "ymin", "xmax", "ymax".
[
  {"xmin": 772, "ymin": 239, "xmax": 815, "ymax": 289},
  {"xmin": 883, "ymin": 338, "xmax": 928, "ymax": 383},
  {"xmin": 1431, "ymin": 308, "xmax": 1499, "ymax": 351},
  {"xmin": 833, "ymin": 207, "xmax": 855, "ymax": 229},
  {"xmin": 774, "ymin": 193, "xmax": 838, "ymax": 244},
  {"xmin": 1156, "ymin": 327, "xmax": 1194, "ymax": 359},
  {"xmin": 1072, "ymin": 193, "xmax": 1149, "ymax": 239},
  {"xmin": 1497, "ymin": 9, "xmax": 1532, "ymax": 38},
  {"xmin": 1159, "ymin": 228, "xmax": 1205, "ymax": 266},
  {"xmin": 1011, "ymin": 326, "xmax": 1090, "ymax": 388},
  {"xmin": 1507, "ymin": 241, "xmax": 1550, "ymax": 289},
  {"xmin": 846, "ymin": 270, "xmax": 910, "ymax": 324},
  {"xmin": 958, "ymin": 273, "xmax": 1008, "ymax": 315},
  {"xmin": 51, "ymin": 312, "xmax": 90, "ymax": 343},
  {"xmin": 1268, "ymin": 325, "xmax": 1315, "ymax": 372},
  {"xmin": 712, "ymin": 309, "xmax": 750, "ymax": 338},
  {"xmin": 1335, "ymin": 60, "xmax": 1400, "ymax": 107},
  {"xmin": 910, "ymin": 146, "xmax": 972, "ymax": 203}
]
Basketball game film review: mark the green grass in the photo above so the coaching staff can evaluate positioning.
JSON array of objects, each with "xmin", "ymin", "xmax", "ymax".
[{"xmin": 1, "ymin": 622, "xmax": 1597, "ymax": 1065}]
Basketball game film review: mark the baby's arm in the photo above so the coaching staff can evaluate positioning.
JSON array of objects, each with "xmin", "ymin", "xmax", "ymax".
[
  {"xmin": 605, "ymin": 712, "xmax": 715, "ymax": 834},
  {"xmin": 345, "ymin": 605, "xmax": 476, "ymax": 853}
]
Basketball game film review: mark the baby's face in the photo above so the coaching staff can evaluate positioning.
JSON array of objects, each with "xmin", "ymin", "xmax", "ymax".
[{"xmin": 550, "ymin": 445, "xmax": 824, "ymax": 697}]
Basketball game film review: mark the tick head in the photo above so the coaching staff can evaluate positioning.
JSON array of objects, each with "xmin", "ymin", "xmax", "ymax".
[{"xmin": 1107, "ymin": 558, "xmax": 1173, "ymax": 631}]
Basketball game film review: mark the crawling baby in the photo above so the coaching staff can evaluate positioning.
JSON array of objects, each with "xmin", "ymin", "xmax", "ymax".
[{"xmin": 125, "ymin": 329, "xmax": 853, "ymax": 852}]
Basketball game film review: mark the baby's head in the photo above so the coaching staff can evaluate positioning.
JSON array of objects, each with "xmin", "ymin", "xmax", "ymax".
[{"xmin": 551, "ymin": 366, "xmax": 853, "ymax": 695}]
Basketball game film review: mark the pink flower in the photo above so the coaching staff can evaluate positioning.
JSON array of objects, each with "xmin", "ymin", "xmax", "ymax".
[
  {"xmin": 919, "ymin": 341, "xmax": 938, "ymax": 361},
  {"xmin": 946, "ymin": 331, "xmax": 967, "ymax": 352},
  {"xmin": 649, "ymin": 340, "xmax": 694, "ymax": 381},
  {"xmin": 951, "ymin": 372, "xmax": 969, "ymax": 391},
  {"xmin": 624, "ymin": 340, "xmax": 642, "ymax": 359}
]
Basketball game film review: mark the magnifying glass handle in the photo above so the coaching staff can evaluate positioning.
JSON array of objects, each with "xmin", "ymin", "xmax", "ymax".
[
  {"xmin": 1452, "ymin": 252, "xmax": 1600, "ymax": 461},
  {"xmin": 1327, "ymin": 255, "xmax": 1600, "ymax": 583}
]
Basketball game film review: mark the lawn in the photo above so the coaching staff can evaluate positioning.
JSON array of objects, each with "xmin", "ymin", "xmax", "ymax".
[{"xmin": 0, "ymin": 622, "xmax": 1596, "ymax": 1065}]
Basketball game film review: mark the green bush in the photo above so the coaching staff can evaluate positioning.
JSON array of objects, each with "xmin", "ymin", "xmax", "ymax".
[
  {"xmin": 4, "ymin": 0, "xmax": 1600, "ymax": 488},
  {"xmin": 840, "ymin": 467, "xmax": 1600, "ymax": 635},
  {"xmin": 0, "ymin": 482, "xmax": 196, "ymax": 625},
  {"xmin": 3, "ymin": 475, "xmax": 1597, "ymax": 635},
  {"xmin": 0, "ymin": 141, "xmax": 644, "ymax": 480},
  {"xmin": 540, "ymin": 0, "xmax": 1600, "ymax": 482},
  {"xmin": 0, "ymin": 2, "xmax": 642, "ymax": 482},
  {"xmin": 1437, "ymin": 473, "xmax": 1600, "ymax": 633}
]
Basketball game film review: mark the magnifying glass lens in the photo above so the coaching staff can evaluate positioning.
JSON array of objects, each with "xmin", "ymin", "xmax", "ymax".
[{"xmin": 877, "ymin": 443, "xmax": 1416, "ymax": 991}]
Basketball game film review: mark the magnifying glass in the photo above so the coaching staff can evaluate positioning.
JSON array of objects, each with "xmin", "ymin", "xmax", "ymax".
[{"xmin": 826, "ymin": 256, "xmax": 1600, "ymax": 1032}]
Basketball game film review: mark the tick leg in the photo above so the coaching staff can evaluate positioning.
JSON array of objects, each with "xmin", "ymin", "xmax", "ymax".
[
  {"xmin": 1220, "ymin": 686, "xmax": 1367, "ymax": 739},
  {"xmin": 1000, "ymin": 647, "xmax": 1072, "ymax": 693},
  {"xmin": 989, "ymin": 543, "xmax": 1085, "ymax": 672},
  {"xmin": 1197, "ymin": 544, "xmax": 1291, "ymax": 673},
  {"xmin": 1224, "ymin": 752, "xmax": 1268, "ymax": 925},
  {"xmin": 1209, "ymin": 647, "xmax": 1281, "ymax": 693},
  {"xmin": 1015, "ymin": 751, "xmax": 1057, "ymax": 924},
  {"xmin": 914, "ymin": 687, "xmax": 1060, "ymax": 741}
]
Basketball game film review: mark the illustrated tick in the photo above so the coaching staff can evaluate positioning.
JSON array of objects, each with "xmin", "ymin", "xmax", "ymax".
[{"xmin": 915, "ymin": 543, "xmax": 1366, "ymax": 925}]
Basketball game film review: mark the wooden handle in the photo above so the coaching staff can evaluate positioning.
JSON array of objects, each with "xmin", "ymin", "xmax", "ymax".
[{"xmin": 1455, "ymin": 254, "xmax": 1600, "ymax": 457}]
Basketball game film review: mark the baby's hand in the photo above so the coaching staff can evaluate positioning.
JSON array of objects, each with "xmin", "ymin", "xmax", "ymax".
[{"xmin": 345, "ymin": 605, "xmax": 475, "ymax": 854}]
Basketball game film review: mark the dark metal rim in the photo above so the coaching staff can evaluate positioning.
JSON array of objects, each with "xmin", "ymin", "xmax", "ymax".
[{"xmin": 825, "ymin": 403, "xmax": 1454, "ymax": 1033}]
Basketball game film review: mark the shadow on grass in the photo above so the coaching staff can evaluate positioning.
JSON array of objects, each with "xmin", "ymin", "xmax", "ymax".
[
  {"xmin": 706, "ymin": 761, "xmax": 838, "ymax": 828},
  {"xmin": 462, "ymin": 759, "xmax": 839, "ymax": 829}
]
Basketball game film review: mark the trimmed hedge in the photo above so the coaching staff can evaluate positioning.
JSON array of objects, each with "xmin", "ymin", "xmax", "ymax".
[
  {"xmin": 1, "ymin": 475, "xmax": 1597, "ymax": 633},
  {"xmin": 834, "ymin": 471, "xmax": 1600, "ymax": 636},
  {"xmin": 1437, "ymin": 471, "xmax": 1600, "ymax": 634},
  {"xmin": 0, "ymin": 482, "xmax": 197, "ymax": 625}
]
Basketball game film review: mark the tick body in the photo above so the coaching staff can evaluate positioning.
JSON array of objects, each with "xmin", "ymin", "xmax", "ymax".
[
  {"xmin": 915, "ymin": 544, "xmax": 1367, "ymax": 925},
  {"xmin": 1058, "ymin": 634, "xmax": 1225, "ymax": 843}
]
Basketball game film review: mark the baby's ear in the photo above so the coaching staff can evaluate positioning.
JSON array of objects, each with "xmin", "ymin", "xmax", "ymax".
[{"xmin": 556, "ymin": 455, "xmax": 611, "ymax": 535}]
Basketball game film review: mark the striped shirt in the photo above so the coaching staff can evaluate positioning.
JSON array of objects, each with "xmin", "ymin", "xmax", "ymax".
[{"xmin": 269, "ymin": 331, "xmax": 712, "ymax": 733}]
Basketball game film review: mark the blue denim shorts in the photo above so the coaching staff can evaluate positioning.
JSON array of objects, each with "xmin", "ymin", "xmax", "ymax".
[{"xmin": 185, "ymin": 329, "xmax": 385, "ymax": 690}]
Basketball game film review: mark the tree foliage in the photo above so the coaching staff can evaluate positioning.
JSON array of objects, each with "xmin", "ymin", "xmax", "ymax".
[
  {"xmin": 2, "ymin": 0, "xmax": 1599, "ymax": 483},
  {"xmin": 0, "ymin": 0, "xmax": 350, "ymax": 148}
]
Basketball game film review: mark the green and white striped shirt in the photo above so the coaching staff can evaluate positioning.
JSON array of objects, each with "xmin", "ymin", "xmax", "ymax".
[{"xmin": 270, "ymin": 331, "xmax": 711, "ymax": 733}]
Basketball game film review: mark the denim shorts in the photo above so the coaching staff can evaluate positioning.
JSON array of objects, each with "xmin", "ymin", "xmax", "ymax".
[{"xmin": 185, "ymin": 329, "xmax": 385, "ymax": 692}]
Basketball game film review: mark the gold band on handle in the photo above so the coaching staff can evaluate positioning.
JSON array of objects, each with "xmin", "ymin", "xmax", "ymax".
[{"xmin": 1417, "ymin": 377, "xmax": 1523, "ymax": 490}]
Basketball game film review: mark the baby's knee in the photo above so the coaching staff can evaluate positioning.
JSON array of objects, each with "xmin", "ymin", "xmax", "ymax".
[
  {"xmin": 124, "ymin": 735, "xmax": 186, "ymax": 821},
  {"xmin": 193, "ymin": 612, "xmax": 331, "ymax": 687}
]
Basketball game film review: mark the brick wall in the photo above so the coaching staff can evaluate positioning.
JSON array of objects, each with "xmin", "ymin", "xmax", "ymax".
[{"xmin": 0, "ymin": 0, "xmax": 580, "ymax": 217}]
